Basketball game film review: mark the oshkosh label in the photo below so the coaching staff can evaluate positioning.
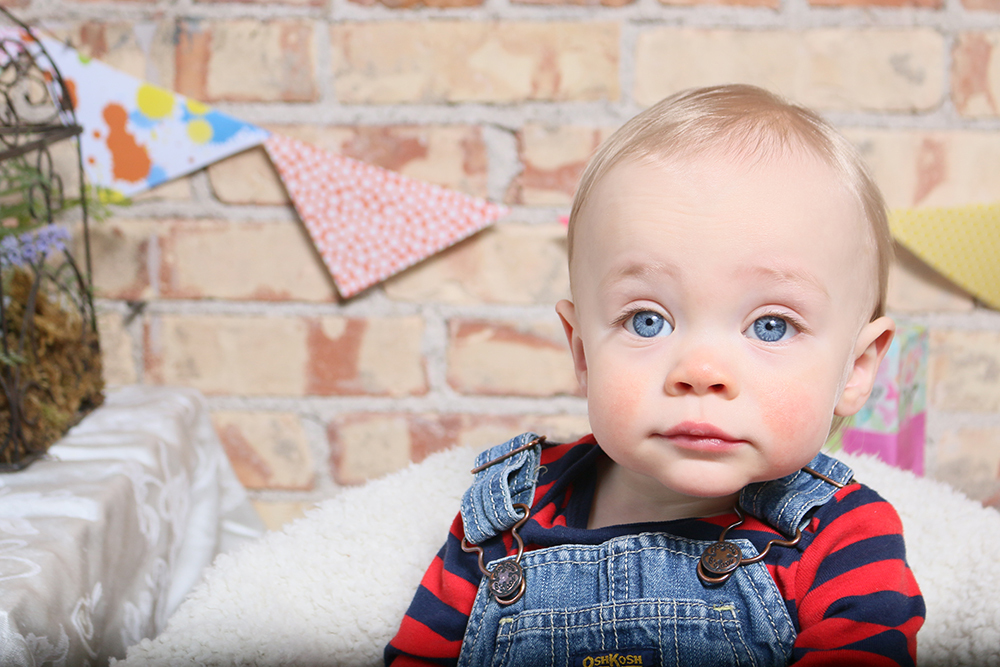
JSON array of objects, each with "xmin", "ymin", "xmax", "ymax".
[{"xmin": 573, "ymin": 649, "xmax": 657, "ymax": 667}]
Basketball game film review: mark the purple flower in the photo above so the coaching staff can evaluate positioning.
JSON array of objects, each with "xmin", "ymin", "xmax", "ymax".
[
  {"xmin": 0, "ymin": 225, "xmax": 70, "ymax": 268},
  {"xmin": 0, "ymin": 235, "xmax": 22, "ymax": 268}
]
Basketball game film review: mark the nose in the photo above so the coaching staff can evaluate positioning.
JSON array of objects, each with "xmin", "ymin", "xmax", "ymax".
[{"xmin": 664, "ymin": 346, "xmax": 739, "ymax": 399}]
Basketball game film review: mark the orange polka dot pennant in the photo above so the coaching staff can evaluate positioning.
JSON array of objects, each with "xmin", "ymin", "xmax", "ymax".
[
  {"xmin": 265, "ymin": 133, "xmax": 507, "ymax": 298},
  {"xmin": 890, "ymin": 203, "xmax": 1000, "ymax": 310}
]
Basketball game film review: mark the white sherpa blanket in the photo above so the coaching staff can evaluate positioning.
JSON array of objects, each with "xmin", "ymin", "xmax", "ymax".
[{"xmin": 117, "ymin": 446, "xmax": 1000, "ymax": 667}]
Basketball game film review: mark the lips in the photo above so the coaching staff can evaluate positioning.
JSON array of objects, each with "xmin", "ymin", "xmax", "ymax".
[{"xmin": 658, "ymin": 421, "xmax": 746, "ymax": 451}]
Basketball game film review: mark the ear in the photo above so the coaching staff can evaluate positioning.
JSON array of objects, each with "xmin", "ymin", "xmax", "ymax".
[
  {"xmin": 555, "ymin": 299, "xmax": 588, "ymax": 395},
  {"xmin": 834, "ymin": 316, "xmax": 895, "ymax": 417}
]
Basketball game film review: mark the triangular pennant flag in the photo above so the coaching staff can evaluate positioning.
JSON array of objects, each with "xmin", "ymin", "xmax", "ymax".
[
  {"xmin": 36, "ymin": 37, "xmax": 269, "ymax": 198},
  {"xmin": 890, "ymin": 203, "xmax": 1000, "ymax": 310},
  {"xmin": 265, "ymin": 133, "xmax": 507, "ymax": 298}
]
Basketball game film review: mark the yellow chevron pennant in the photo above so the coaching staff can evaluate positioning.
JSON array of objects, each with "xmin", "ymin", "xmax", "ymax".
[{"xmin": 889, "ymin": 203, "xmax": 1000, "ymax": 310}]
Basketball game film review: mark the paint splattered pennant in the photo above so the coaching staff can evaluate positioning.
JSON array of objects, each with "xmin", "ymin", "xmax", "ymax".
[
  {"xmin": 265, "ymin": 133, "xmax": 507, "ymax": 298},
  {"xmin": 36, "ymin": 37, "xmax": 269, "ymax": 198}
]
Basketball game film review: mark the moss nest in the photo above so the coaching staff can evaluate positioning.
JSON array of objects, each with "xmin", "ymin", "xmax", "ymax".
[{"xmin": 1, "ymin": 267, "xmax": 103, "ymax": 469}]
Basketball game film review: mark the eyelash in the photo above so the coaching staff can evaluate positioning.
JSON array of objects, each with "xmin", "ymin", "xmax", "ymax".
[
  {"xmin": 611, "ymin": 308, "xmax": 810, "ymax": 336},
  {"xmin": 612, "ymin": 307, "xmax": 667, "ymax": 329},
  {"xmin": 755, "ymin": 310, "xmax": 809, "ymax": 336}
]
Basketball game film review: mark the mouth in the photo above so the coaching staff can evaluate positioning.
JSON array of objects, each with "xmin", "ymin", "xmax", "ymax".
[{"xmin": 657, "ymin": 421, "xmax": 747, "ymax": 451}]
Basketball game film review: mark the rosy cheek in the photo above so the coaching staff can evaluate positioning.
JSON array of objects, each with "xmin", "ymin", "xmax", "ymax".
[
  {"xmin": 760, "ymin": 392, "xmax": 813, "ymax": 441},
  {"xmin": 588, "ymin": 361, "xmax": 644, "ymax": 432},
  {"xmin": 758, "ymin": 376, "xmax": 832, "ymax": 465}
]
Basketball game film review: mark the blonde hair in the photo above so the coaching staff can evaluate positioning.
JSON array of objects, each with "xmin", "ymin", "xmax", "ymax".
[{"xmin": 567, "ymin": 84, "xmax": 893, "ymax": 319}]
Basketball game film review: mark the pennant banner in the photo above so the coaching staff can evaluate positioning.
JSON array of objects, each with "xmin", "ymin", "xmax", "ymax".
[
  {"xmin": 265, "ymin": 133, "xmax": 507, "ymax": 298},
  {"xmin": 37, "ymin": 37, "xmax": 270, "ymax": 198},
  {"xmin": 1, "ymin": 28, "xmax": 507, "ymax": 294},
  {"xmin": 890, "ymin": 203, "xmax": 1000, "ymax": 310}
]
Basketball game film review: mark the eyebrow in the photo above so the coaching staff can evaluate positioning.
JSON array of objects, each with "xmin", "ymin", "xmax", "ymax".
[
  {"xmin": 599, "ymin": 260, "xmax": 680, "ymax": 291},
  {"xmin": 598, "ymin": 260, "xmax": 830, "ymax": 302},
  {"xmin": 739, "ymin": 265, "xmax": 830, "ymax": 299}
]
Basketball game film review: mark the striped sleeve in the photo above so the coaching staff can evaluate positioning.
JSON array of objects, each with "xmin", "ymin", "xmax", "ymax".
[
  {"xmin": 384, "ymin": 439, "xmax": 590, "ymax": 666},
  {"xmin": 384, "ymin": 513, "xmax": 481, "ymax": 666},
  {"xmin": 788, "ymin": 484, "xmax": 925, "ymax": 666}
]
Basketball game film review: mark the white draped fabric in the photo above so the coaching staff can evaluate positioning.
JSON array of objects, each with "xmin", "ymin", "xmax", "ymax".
[{"xmin": 0, "ymin": 386, "xmax": 264, "ymax": 666}]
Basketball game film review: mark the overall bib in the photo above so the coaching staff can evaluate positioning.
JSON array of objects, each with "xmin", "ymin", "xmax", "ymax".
[{"xmin": 457, "ymin": 432, "xmax": 855, "ymax": 667}]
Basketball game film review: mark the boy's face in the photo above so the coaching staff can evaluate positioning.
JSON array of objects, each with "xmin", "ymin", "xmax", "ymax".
[{"xmin": 557, "ymin": 150, "xmax": 893, "ymax": 507}]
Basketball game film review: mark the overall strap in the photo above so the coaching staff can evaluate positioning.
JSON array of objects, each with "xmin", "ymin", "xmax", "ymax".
[
  {"xmin": 739, "ymin": 451, "xmax": 855, "ymax": 536},
  {"xmin": 461, "ymin": 432, "xmax": 546, "ymax": 545}
]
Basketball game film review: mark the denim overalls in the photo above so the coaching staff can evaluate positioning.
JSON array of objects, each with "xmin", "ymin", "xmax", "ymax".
[{"xmin": 457, "ymin": 432, "xmax": 855, "ymax": 667}]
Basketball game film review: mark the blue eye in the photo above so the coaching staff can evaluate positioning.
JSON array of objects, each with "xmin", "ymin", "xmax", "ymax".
[
  {"xmin": 746, "ymin": 315, "xmax": 796, "ymax": 343},
  {"xmin": 626, "ymin": 311, "xmax": 673, "ymax": 338}
]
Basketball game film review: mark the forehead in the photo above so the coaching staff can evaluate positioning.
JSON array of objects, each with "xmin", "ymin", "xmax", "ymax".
[
  {"xmin": 573, "ymin": 149, "xmax": 864, "ymax": 254},
  {"xmin": 569, "ymin": 150, "xmax": 874, "ymax": 306}
]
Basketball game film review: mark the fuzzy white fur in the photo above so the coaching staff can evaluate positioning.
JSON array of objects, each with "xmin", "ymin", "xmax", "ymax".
[{"xmin": 117, "ymin": 446, "xmax": 1000, "ymax": 667}]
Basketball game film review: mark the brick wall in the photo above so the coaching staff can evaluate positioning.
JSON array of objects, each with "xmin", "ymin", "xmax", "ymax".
[{"xmin": 18, "ymin": 0, "xmax": 1000, "ymax": 528}]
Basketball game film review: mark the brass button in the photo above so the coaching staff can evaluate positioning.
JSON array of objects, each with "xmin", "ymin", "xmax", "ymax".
[{"xmin": 700, "ymin": 541, "xmax": 742, "ymax": 576}]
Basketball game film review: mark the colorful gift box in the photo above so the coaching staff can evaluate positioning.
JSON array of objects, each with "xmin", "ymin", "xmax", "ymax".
[{"xmin": 826, "ymin": 324, "xmax": 928, "ymax": 475}]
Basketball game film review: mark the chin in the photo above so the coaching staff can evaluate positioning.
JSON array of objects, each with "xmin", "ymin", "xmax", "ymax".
[
  {"xmin": 657, "ymin": 461, "xmax": 754, "ymax": 498},
  {"xmin": 659, "ymin": 474, "xmax": 745, "ymax": 501}
]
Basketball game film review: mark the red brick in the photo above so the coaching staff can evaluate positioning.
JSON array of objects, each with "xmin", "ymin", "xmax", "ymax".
[
  {"xmin": 962, "ymin": 0, "xmax": 1000, "ymax": 8},
  {"xmin": 384, "ymin": 222, "xmax": 570, "ymax": 305},
  {"xmin": 952, "ymin": 33, "xmax": 1000, "ymax": 116},
  {"xmin": 657, "ymin": 0, "xmax": 776, "ymax": 6},
  {"xmin": 133, "ymin": 177, "xmax": 194, "ymax": 203},
  {"xmin": 635, "ymin": 28, "xmax": 944, "ymax": 112},
  {"xmin": 50, "ymin": 21, "xmax": 175, "ymax": 84},
  {"xmin": 514, "ymin": 0, "xmax": 633, "ymax": 6},
  {"xmin": 158, "ymin": 220, "xmax": 336, "ymax": 302},
  {"xmin": 270, "ymin": 125, "xmax": 489, "ymax": 197},
  {"xmin": 174, "ymin": 21, "xmax": 211, "ymax": 101},
  {"xmin": 214, "ymin": 411, "xmax": 315, "ymax": 490},
  {"xmin": 930, "ymin": 330, "xmax": 1000, "ymax": 413},
  {"xmin": 508, "ymin": 125, "xmax": 612, "ymax": 206},
  {"xmin": 327, "ymin": 413, "xmax": 414, "ymax": 484},
  {"xmin": 932, "ymin": 425, "xmax": 1000, "ymax": 506},
  {"xmin": 409, "ymin": 414, "xmax": 469, "ymax": 465},
  {"xmin": 176, "ymin": 19, "xmax": 317, "ymax": 103},
  {"xmin": 144, "ymin": 314, "xmax": 309, "ymax": 396},
  {"xmin": 408, "ymin": 413, "xmax": 592, "ymax": 462},
  {"xmin": 349, "ymin": 0, "xmax": 481, "ymax": 6},
  {"xmin": 447, "ymin": 319, "xmax": 579, "ymax": 397},
  {"xmin": 306, "ymin": 319, "xmax": 366, "ymax": 395},
  {"xmin": 97, "ymin": 311, "xmax": 137, "ymax": 386},
  {"xmin": 251, "ymin": 501, "xmax": 310, "ymax": 531},
  {"xmin": 143, "ymin": 313, "xmax": 426, "ymax": 397},
  {"xmin": 331, "ymin": 21, "xmax": 619, "ymax": 104},
  {"xmin": 197, "ymin": 0, "xmax": 324, "ymax": 5},
  {"xmin": 846, "ymin": 128, "xmax": 1000, "ymax": 208},
  {"xmin": 328, "ymin": 412, "xmax": 592, "ymax": 484},
  {"xmin": 211, "ymin": 125, "xmax": 488, "ymax": 205},
  {"xmin": 83, "ymin": 219, "xmax": 154, "ymax": 301},
  {"xmin": 810, "ymin": 0, "xmax": 939, "ymax": 6},
  {"xmin": 305, "ymin": 316, "xmax": 427, "ymax": 397}
]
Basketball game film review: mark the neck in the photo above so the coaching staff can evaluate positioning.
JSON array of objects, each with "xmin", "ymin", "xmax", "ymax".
[{"xmin": 587, "ymin": 458, "xmax": 739, "ymax": 530}]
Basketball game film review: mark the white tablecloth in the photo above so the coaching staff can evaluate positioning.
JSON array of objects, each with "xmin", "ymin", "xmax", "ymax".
[{"xmin": 0, "ymin": 386, "xmax": 265, "ymax": 666}]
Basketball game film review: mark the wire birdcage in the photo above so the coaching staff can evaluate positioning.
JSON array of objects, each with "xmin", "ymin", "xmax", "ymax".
[{"xmin": 0, "ymin": 8, "xmax": 103, "ymax": 471}]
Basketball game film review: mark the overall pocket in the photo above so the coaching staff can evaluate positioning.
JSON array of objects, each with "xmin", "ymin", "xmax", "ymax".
[{"xmin": 491, "ymin": 597, "xmax": 761, "ymax": 667}]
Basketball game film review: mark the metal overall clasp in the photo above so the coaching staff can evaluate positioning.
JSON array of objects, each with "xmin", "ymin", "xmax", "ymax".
[
  {"xmin": 697, "ymin": 505, "xmax": 803, "ymax": 585},
  {"xmin": 461, "ymin": 503, "xmax": 531, "ymax": 606},
  {"xmin": 697, "ymin": 464, "xmax": 852, "ymax": 585}
]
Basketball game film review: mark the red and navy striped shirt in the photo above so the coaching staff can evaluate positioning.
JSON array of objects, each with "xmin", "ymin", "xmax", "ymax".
[{"xmin": 386, "ymin": 436, "xmax": 924, "ymax": 666}]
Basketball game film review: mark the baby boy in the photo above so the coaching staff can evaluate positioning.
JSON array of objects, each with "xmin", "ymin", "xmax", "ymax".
[{"xmin": 386, "ymin": 84, "xmax": 924, "ymax": 666}]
